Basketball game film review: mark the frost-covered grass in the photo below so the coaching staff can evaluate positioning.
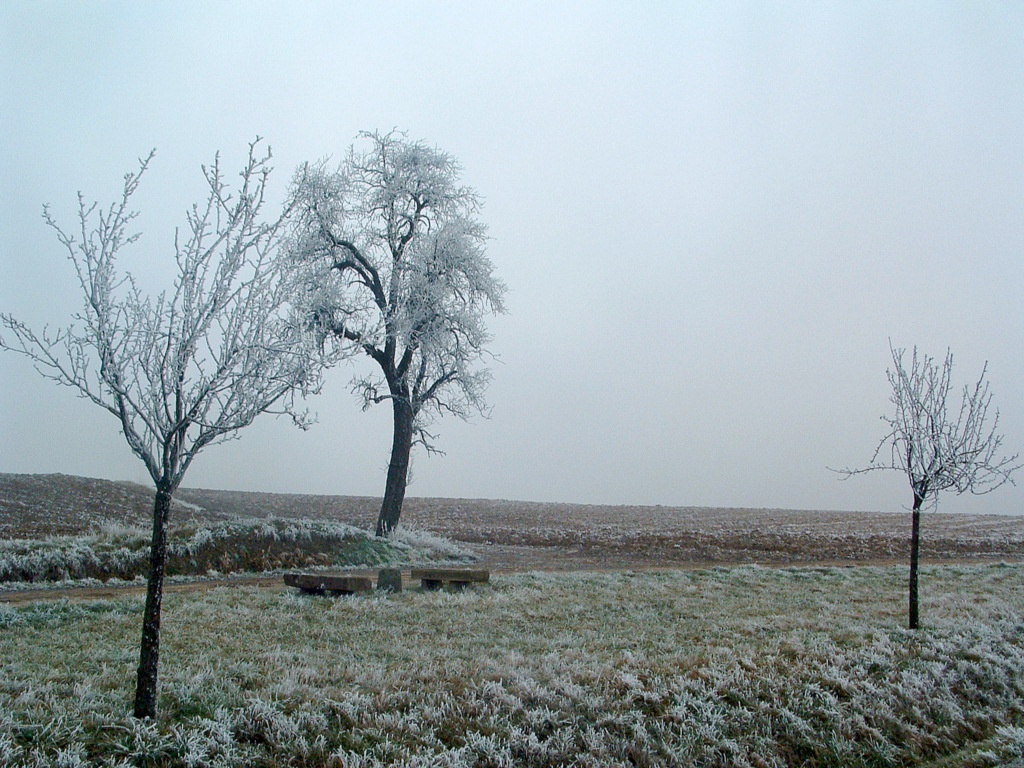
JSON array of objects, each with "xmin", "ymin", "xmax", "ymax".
[
  {"xmin": 2, "ymin": 563, "xmax": 1024, "ymax": 766},
  {"xmin": 387, "ymin": 524, "xmax": 475, "ymax": 562},
  {"xmin": 0, "ymin": 519, "xmax": 472, "ymax": 585}
]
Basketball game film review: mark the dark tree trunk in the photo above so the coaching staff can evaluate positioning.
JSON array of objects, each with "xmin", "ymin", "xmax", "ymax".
[
  {"xmin": 377, "ymin": 399, "xmax": 415, "ymax": 537},
  {"xmin": 133, "ymin": 485, "xmax": 173, "ymax": 719},
  {"xmin": 908, "ymin": 494, "xmax": 923, "ymax": 630}
]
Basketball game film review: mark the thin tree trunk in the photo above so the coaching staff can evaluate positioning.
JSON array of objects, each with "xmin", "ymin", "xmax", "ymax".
[
  {"xmin": 908, "ymin": 495, "xmax": 923, "ymax": 630},
  {"xmin": 377, "ymin": 399, "xmax": 414, "ymax": 537},
  {"xmin": 133, "ymin": 485, "xmax": 173, "ymax": 718}
]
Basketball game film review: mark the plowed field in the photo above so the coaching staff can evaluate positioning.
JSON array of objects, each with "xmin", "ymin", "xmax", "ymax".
[{"xmin": 4, "ymin": 473, "xmax": 1023, "ymax": 573}]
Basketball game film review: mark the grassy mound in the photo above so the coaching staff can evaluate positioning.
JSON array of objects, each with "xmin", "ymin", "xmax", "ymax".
[{"xmin": 0, "ymin": 519, "xmax": 473, "ymax": 585}]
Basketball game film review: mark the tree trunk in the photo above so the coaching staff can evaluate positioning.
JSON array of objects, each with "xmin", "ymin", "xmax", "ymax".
[
  {"xmin": 908, "ymin": 495, "xmax": 923, "ymax": 630},
  {"xmin": 133, "ymin": 485, "xmax": 173, "ymax": 719},
  {"xmin": 377, "ymin": 399, "xmax": 415, "ymax": 537}
]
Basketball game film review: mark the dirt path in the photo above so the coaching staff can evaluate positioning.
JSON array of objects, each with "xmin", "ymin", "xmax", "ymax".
[{"xmin": 0, "ymin": 574, "xmax": 284, "ymax": 604}]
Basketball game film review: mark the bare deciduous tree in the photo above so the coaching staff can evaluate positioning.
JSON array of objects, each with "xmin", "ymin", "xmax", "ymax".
[
  {"xmin": 837, "ymin": 342, "xmax": 1019, "ymax": 629},
  {"xmin": 0, "ymin": 141, "xmax": 329, "ymax": 718},
  {"xmin": 287, "ymin": 130, "xmax": 507, "ymax": 536}
]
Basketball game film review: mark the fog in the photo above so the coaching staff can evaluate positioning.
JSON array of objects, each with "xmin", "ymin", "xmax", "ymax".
[{"xmin": 2, "ymin": 2, "xmax": 1022, "ymax": 515}]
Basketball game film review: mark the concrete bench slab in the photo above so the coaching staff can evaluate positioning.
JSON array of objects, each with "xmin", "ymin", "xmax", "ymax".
[
  {"xmin": 410, "ymin": 568, "xmax": 489, "ymax": 591},
  {"xmin": 284, "ymin": 573, "xmax": 372, "ymax": 595}
]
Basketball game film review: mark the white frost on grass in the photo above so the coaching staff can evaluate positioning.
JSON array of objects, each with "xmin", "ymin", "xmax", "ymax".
[
  {"xmin": 2, "ymin": 564, "xmax": 1024, "ymax": 765},
  {"xmin": 0, "ymin": 518, "xmax": 470, "ymax": 586},
  {"xmin": 388, "ymin": 524, "xmax": 476, "ymax": 561}
]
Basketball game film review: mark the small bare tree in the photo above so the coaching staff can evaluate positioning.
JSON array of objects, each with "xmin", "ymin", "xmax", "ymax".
[
  {"xmin": 287, "ymin": 130, "xmax": 507, "ymax": 536},
  {"xmin": 838, "ymin": 343, "xmax": 1019, "ymax": 629},
  {"xmin": 0, "ymin": 141, "xmax": 329, "ymax": 718}
]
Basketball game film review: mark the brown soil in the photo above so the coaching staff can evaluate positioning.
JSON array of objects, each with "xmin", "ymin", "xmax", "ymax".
[{"xmin": 3, "ymin": 473, "xmax": 1023, "ymax": 603}]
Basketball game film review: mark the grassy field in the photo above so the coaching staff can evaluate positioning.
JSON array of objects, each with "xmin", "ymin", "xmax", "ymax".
[{"xmin": 2, "ymin": 563, "xmax": 1023, "ymax": 767}]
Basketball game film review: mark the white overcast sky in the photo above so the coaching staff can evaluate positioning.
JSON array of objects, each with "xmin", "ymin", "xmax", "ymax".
[{"xmin": 1, "ymin": 2, "xmax": 1022, "ymax": 515}]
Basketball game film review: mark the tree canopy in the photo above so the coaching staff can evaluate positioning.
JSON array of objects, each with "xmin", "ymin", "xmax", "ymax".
[{"xmin": 287, "ymin": 131, "xmax": 507, "ymax": 534}]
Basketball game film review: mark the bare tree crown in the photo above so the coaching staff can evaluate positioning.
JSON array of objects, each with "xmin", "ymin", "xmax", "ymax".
[
  {"xmin": 287, "ymin": 130, "xmax": 507, "ymax": 450},
  {"xmin": 840, "ymin": 343, "xmax": 1020, "ymax": 509},
  {"xmin": 0, "ymin": 140, "xmax": 328, "ymax": 491}
]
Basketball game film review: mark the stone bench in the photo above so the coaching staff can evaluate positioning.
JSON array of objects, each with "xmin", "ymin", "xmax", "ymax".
[
  {"xmin": 283, "ymin": 573, "xmax": 372, "ymax": 595},
  {"xmin": 410, "ymin": 568, "xmax": 489, "ymax": 591}
]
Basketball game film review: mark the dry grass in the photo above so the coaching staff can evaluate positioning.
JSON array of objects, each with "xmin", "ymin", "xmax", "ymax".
[{"xmin": 2, "ymin": 563, "xmax": 1024, "ymax": 766}]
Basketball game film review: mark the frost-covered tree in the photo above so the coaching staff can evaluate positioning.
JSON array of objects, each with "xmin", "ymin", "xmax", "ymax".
[
  {"xmin": 288, "ymin": 131, "xmax": 507, "ymax": 536},
  {"xmin": 837, "ymin": 343, "xmax": 1019, "ymax": 629},
  {"xmin": 0, "ymin": 141, "xmax": 330, "ymax": 718}
]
